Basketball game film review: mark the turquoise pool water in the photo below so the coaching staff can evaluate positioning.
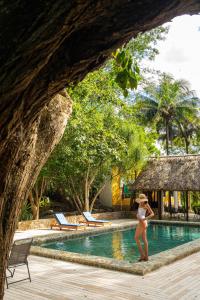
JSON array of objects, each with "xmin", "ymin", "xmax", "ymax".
[{"xmin": 42, "ymin": 224, "xmax": 200, "ymax": 262}]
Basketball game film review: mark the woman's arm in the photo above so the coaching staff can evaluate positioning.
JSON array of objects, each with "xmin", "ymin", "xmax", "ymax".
[{"xmin": 145, "ymin": 204, "xmax": 154, "ymax": 220}]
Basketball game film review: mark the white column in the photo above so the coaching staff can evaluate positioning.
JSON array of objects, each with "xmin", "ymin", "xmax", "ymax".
[
  {"xmin": 173, "ymin": 191, "xmax": 178, "ymax": 210},
  {"xmin": 161, "ymin": 191, "xmax": 164, "ymax": 215}
]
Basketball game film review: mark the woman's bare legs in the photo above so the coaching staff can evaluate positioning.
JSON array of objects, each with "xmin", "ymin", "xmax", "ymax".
[
  {"xmin": 134, "ymin": 224, "xmax": 145, "ymax": 259},
  {"xmin": 142, "ymin": 229, "xmax": 148, "ymax": 260}
]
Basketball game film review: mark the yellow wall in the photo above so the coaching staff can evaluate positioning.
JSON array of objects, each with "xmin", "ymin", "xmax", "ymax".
[
  {"xmin": 112, "ymin": 168, "xmax": 121, "ymax": 207},
  {"xmin": 163, "ymin": 191, "xmax": 181, "ymax": 206},
  {"xmin": 112, "ymin": 168, "xmax": 130, "ymax": 209}
]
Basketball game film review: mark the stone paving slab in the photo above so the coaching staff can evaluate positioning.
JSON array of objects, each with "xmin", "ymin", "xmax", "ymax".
[{"xmin": 14, "ymin": 219, "xmax": 137, "ymax": 242}]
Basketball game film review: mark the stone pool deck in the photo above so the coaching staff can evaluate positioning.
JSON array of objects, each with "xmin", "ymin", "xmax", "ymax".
[
  {"xmin": 5, "ymin": 251, "xmax": 200, "ymax": 300},
  {"xmin": 14, "ymin": 219, "xmax": 200, "ymax": 277},
  {"xmin": 14, "ymin": 219, "xmax": 137, "ymax": 241}
]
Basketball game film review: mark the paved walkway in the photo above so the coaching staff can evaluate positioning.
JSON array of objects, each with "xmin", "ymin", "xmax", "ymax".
[
  {"xmin": 14, "ymin": 219, "xmax": 137, "ymax": 241},
  {"xmin": 5, "ymin": 251, "xmax": 200, "ymax": 300}
]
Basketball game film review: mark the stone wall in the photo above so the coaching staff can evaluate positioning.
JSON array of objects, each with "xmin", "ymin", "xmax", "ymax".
[{"xmin": 17, "ymin": 211, "xmax": 135, "ymax": 230}]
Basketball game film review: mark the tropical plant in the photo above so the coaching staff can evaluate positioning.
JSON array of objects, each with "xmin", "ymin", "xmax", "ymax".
[
  {"xmin": 175, "ymin": 117, "xmax": 200, "ymax": 154},
  {"xmin": 191, "ymin": 192, "xmax": 200, "ymax": 208},
  {"xmin": 118, "ymin": 121, "xmax": 159, "ymax": 180},
  {"xmin": 135, "ymin": 73, "xmax": 200, "ymax": 154},
  {"xmin": 19, "ymin": 201, "xmax": 33, "ymax": 221},
  {"xmin": 112, "ymin": 48, "xmax": 140, "ymax": 97}
]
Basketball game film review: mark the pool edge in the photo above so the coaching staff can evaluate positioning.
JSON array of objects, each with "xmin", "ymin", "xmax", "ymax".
[
  {"xmin": 30, "ymin": 220, "xmax": 200, "ymax": 276},
  {"xmin": 30, "ymin": 239, "xmax": 200, "ymax": 276}
]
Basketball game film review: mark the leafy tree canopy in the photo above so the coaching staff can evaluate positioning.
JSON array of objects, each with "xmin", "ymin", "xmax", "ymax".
[
  {"xmin": 134, "ymin": 73, "xmax": 200, "ymax": 154},
  {"xmin": 39, "ymin": 25, "xmax": 169, "ymax": 211},
  {"xmin": 111, "ymin": 25, "xmax": 169, "ymax": 95},
  {"xmin": 42, "ymin": 68, "xmax": 158, "ymax": 212}
]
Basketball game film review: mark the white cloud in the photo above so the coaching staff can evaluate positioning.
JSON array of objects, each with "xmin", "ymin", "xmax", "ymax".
[
  {"xmin": 145, "ymin": 14, "xmax": 200, "ymax": 97},
  {"xmin": 164, "ymin": 47, "xmax": 188, "ymax": 63}
]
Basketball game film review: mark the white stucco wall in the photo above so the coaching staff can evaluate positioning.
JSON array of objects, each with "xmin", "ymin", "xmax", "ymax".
[{"xmin": 99, "ymin": 181, "xmax": 112, "ymax": 207}]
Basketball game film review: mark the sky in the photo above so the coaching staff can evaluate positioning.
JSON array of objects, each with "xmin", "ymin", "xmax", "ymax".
[{"xmin": 145, "ymin": 14, "xmax": 200, "ymax": 97}]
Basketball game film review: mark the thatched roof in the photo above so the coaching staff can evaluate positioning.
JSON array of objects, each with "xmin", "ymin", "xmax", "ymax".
[{"xmin": 133, "ymin": 155, "xmax": 200, "ymax": 191}]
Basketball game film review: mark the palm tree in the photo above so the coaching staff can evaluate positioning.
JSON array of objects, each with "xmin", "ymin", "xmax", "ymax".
[
  {"xmin": 135, "ymin": 73, "xmax": 200, "ymax": 155},
  {"xmin": 175, "ymin": 119, "xmax": 200, "ymax": 154}
]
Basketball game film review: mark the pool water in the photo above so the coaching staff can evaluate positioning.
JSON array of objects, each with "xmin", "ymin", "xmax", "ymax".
[{"xmin": 42, "ymin": 224, "xmax": 200, "ymax": 262}]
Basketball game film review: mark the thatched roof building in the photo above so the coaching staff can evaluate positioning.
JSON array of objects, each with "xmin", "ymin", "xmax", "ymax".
[{"xmin": 133, "ymin": 155, "xmax": 200, "ymax": 191}]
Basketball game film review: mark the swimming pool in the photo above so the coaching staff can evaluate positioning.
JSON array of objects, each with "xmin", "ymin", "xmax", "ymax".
[{"xmin": 42, "ymin": 223, "xmax": 200, "ymax": 262}]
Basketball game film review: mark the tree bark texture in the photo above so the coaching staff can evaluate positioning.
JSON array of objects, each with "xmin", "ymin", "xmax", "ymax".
[
  {"xmin": 0, "ymin": 1, "xmax": 200, "ymax": 152},
  {"xmin": 185, "ymin": 138, "xmax": 189, "ymax": 154},
  {"xmin": 29, "ymin": 177, "xmax": 47, "ymax": 220},
  {"xmin": 0, "ymin": 92, "xmax": 72, "ymax": 299}
]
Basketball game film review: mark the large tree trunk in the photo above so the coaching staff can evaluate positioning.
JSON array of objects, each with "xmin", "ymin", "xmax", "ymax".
[
  {"xmin": 84, "ymin": 170, "xmax": 90, "ymax": 212},
  {"xmin": 0, "ymin": 91, "xmax": 72, "ymax": 299},
  {"xmin": 28, "ymin": 191, "xmax": 38, "ymax": 220},
  {"xmin": 185, "ymin": 138, "xmax": 189, "ymax": 154},
  {"xmin": 29, "ymin": 177, "xmax": 47, "ymax": 220},
  {"xmin": 0, "ymin": 1, "xmax": 200, "ymax": 153}
]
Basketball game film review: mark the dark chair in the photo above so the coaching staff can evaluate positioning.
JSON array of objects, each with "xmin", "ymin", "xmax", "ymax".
[
  {"xmin": 6, "ymin": 238, "xmax": 33, "ymax": 288},
  {"xmin": 169, "ymin": 207, "xmax": 178, "ymax": 218},
  {"xmin": 164, "ymin": 206, "xmax": 170, "ymax": 218},
  {"xmin": 178, "ymin": 207, "xmax": 186, "ymax": 219}
]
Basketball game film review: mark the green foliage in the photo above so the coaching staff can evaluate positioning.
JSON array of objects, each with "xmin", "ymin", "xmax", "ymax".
[
  {"xmin": 109, "ymin": 25, "xmax": 169, "ymax": 97},
  {"xmin": 42, "ymin": 69, "xmax": 157, "ymax": 211},
  {"xmin": 41, "ymin": 25, "xmax": 168, "ymax": 211},
  {"xmin": 68, "ymin": 68, "xmax": 122, "ymax": 106},
  {"xmin": 112, "ymin": 48, "xmax": 140, "ymax": 97},
  {"xmin": 191, "ymin": 192, "xmax": 200, "ymax": 208},
  {"xmin": 126, "ymin": 26, "xmax": 169, "ymax": 61},
  {"xmin": 39, "ymin": 196, "xmax": 50, "ymax": 208},
  {"xmin": 135, "ymin": 73, "xmax": 200, "ymax": 154},
  {"xmin": 117, "ymin": 121, "xmax": 159, "ymax": 179},
  {"xmin": 19, "ymin": 201, "xmax": 33, "ymax": 221}
]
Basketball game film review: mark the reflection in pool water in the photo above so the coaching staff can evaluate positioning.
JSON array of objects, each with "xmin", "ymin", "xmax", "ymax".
[{"xmin": 42, "ymin": 224, "xmax": 200, "ymax": 262}]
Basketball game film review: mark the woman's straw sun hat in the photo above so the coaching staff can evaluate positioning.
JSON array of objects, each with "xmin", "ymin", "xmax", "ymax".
[{"xmin": 136, "ymin": 193, "xmax": 148, "ymax": 203}]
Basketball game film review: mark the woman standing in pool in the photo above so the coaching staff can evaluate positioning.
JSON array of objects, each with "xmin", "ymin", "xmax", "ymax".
[{"xmin": 134, "ymin": 193, "xmax": 154, "ymax": 261}]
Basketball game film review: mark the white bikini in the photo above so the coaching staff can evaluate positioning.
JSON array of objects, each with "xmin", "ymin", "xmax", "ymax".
[{"xmin": 137, "ymin": 207, "xmax": 147, "ymax": 220}]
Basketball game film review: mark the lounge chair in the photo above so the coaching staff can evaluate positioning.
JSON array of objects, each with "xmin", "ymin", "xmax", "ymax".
[
  {"xmin": 82, "ymin": 211, "xmax": 111, "ymax": 227},
  {"xmin": 51, "ymin": 213, "xmax": 86, "ymax": 230},
  {"xmin": 6, "ymin": 238, "xmax": 33, "ymax": 288}
]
